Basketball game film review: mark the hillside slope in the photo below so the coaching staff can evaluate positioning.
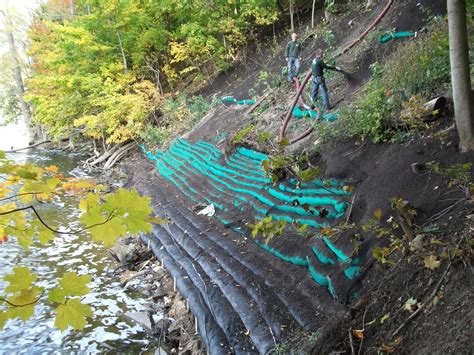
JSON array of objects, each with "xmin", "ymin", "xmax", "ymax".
[{"xmin": 128, "ymin": 1, "xmax": 473, "ymax": 353}]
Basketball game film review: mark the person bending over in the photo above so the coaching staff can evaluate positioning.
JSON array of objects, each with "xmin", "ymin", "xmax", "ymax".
[{"xmin": 310, "ymin": 49, "xmax": 343, "ymax": 110}]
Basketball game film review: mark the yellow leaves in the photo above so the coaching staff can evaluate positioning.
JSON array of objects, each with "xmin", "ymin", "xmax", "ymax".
[
  {"xmin": 0, "ymin": 183, "xmax": 10, "ymax": 199},
  {"xmin": 79, "ymin": 188, "xmax": 162, "ymax": 246},
  {"xmin": 380, "ymin": 313, "xmax": 390, "ymax": 324},
  {"xmin": 163, "ymin": 63, "xmax": 178, "ymax": 81},
  {"xmin": 169, "ymin": 41, "xmax": 189, "ymax": 64},
  {"xmin": 62, "ymin": 178, "xmax": 98, "ymax": 195},
  {"xmin": 373, "ymin": 208, "xmax": 382, "ymax": 221},
  {"xmin": 343, "ymin": 185, "xmax": 354, "ymax": 193},
  {"xmin": 373, "ymin": 246, "xmax": 396, "ymax": 265},
  {"xmin": 423, "ymin": 255, "xmax": 441, "ymax": 270},
  {"xmin": 321, "ymin": 227, "xmax": 337, "ymax": 236},
  {"xmin": 179, "ymin": 66, "xmax": 198, "ymax": 75},
  {"xmin": 352, "ymin": 329, "xmax": 364, "ymax": 339},
  {"xmin": 44, "ymin": 165, "xmax": 58, "ymax": 174}
]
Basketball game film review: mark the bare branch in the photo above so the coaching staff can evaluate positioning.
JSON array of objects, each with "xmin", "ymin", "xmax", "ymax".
[{"xmin": 0, "ymin": 205, "xmax": 116, "ymax": 235}]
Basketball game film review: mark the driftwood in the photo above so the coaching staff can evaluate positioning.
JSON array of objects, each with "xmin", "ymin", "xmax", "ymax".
[
  {"xmin": 86, "ymin": 141, "xmax": 125, "ymax": 167},
  {"xmin": 5, "ymin": 140, "xmax": 51, "ymax": 153},
  {"xmin": 103, "ymin": 141, "xmax": 136, "ymax": 170}
]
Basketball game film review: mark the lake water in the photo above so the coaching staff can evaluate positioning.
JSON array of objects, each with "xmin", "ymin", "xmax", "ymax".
[{"xmin": 0, "ymin": 121, "xmax": 161, "ymax": 353}]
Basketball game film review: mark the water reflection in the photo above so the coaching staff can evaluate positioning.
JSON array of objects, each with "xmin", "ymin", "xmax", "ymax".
[{"xmin": 0, "ymin": 148, "xmax": 160, "ymax": 353}]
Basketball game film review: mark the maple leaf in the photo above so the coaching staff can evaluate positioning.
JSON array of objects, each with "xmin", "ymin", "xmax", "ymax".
[
  {"xmin": 37, "ymin": 227, "xmax": 54, "ymax": 245},
  {"xmin": 54, "ymin": 298, "xmax": 92, "ymax": 331},
  {"xmin": 6, "ymin": 287, "xmax": 41, "ymax": 321},
  {"xmin": 103, "ymin": 188, "xmax": 153, "ymax": 235},
  {"xmin": 48, "ymin": 287, "xmax": 67, "ymax": 304},
  {"xmin": 58, "ymin": 272, "xmax": 91, "ymax": 297},
  {"xmin": 4, "ymin": 267, "xmax": 37, "ymax": 293},
  {"xmin": 17, "ymin": 169, "xmax": 38, "ymax": 180},
  {"xmin": 423, "ymin": 255, "xmax": 440, "ymax": 270},
  {"xmin": 80, "ymin": 205, "xmax": 127, "ymax": 246},
  {"xmin": 0, "ymin": 311, "xmax": 8, "ymax": 329},
  {"xmin": 78, "ymin": 193, "xmax": 100, "ymax": 211}
]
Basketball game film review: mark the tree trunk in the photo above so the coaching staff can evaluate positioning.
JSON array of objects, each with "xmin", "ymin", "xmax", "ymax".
[
  {"xmin": 448, "ymin": 0, "xmax": 474, "ymax": 151},
  {"xmin": 0, "ymin": 11, "xmax": 31, "ymax": 128},
  {"xmin": 289, "ymin": 0, "xmax": 295, "ymax": 32},
  {"xmin": 69, "ymin": 0, "xmax": 74, "ymax": 17},
  {"xmin": 311, "ymin": 0, "xmax": 316, "ymax": 28},
  {"xmin": 116, "ymin": 29, "xmax": 128, "ymax": 73}
]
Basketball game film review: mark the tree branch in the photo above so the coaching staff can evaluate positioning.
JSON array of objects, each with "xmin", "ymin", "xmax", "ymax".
[
  {"xmin": 0, "ymin": 205, "xmax": 116, "ymax": 235},
  {"xmin": 0, "ymin": 192, "xmax": 41, "ymax": 203},
  {"xmin": 0, "ymin": 290, "xmax": 45, "ymax": 308}
]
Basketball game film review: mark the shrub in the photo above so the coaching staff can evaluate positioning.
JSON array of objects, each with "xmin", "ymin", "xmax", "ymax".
[{"xmin": 315, "ymin": 18, "xmax": 468, "ymax": 144}]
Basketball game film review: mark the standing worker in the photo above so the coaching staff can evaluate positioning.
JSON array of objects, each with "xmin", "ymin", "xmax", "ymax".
[
  {"xmin": 310, "ymin": 49, "xmax": 343, "ymax": 110},
  {"xmin": 285, "ymin": 33, "xmax": 302, "ymax": 82}
]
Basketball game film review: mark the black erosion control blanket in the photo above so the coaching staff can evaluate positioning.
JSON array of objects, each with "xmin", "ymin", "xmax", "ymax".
[{"xmin": 136, "ymin": 139, "xmax": 366, "ymax": 354}]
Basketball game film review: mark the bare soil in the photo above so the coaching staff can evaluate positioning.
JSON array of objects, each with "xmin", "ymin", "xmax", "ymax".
[{"xmin": 124, "ymin": 0, "xmax": 474, "ymax": 353}]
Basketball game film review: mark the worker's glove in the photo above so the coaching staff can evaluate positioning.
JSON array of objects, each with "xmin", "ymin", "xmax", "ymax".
[{"xmin": 335, "ymin": 66, "xmax": 342, "ymax": 72}]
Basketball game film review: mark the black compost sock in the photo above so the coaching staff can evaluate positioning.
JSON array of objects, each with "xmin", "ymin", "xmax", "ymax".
[{"xmin": 137, "ymin": 139, "xmax": 367, "ymax": 353}]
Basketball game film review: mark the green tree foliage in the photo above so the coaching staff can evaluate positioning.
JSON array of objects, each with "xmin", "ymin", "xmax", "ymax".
[
  {"xmin": 25, "ymin": 0, "xmax": 281, "ymax": 144},
  {"xmin": 0, "ymin": 151, "xmax": 166, "ymax": 331}
]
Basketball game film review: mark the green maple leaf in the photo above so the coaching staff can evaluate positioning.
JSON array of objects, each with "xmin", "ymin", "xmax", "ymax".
[
  {"xmin": 58, "ymin": 272, "xmax": 91, "ymax": 297},
  {"xmin": 0, "ymin": 311, "xmax": 8, "ymax": 329},
  {"xmin": 38, "ymin": 226, "xmax": 54, "ymax": 244},
  {"xmin": 6, "ymin": 287, "xmax": 41, "ymax": 321},
  {"xmin": 17, "ymin": 169, "xmax": 38, "ymax": 180},
  {"xmin": 103, "ymin": 188, "xmax": 153, "ymax": 235},
  {"xmin": 48, "ymin": 287, "xmax": 66, "ymax": 304},
  {"xmin": 4, "ymin": 267, "xmax": 37, "ymax": 293},
  {"xmin": 54, "ymin": 298, "xmax": 92, "ymax": 331},
  {"xmin": 78, "ymin": 193, "xmax": 100, "ymax": 211},
  {"xmin": 0, "ymin": 162, "xmax": 15, "ymax": 174},
  {"xmin": 16, "ymin": 229, "xmax": 35, "ymax": 250},
  {"xmin": 80, "ymin": 205, "xmax": 127, "ymax": 246}
]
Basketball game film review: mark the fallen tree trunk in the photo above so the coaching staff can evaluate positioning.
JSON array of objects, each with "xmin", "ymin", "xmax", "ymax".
[
  {"xmin": 103, "ymin": 142, "xmax": 136, "ymax": 170},
  {"xmin": 87, "ymin": 141, "xmax": 125, "ymax": 167},
  {"xmin": 5, "ymin": 140, "xmax": 51, "ymax": 153}
]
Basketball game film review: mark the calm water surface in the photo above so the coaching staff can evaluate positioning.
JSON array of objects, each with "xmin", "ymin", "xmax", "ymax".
[{"xmin": 0, "ymin": 123, "xmax": 160, "ymax": 353}]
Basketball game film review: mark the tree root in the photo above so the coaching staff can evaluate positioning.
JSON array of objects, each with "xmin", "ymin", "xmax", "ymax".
[{"xmin": 391, "ymin": 262, "xmax": 451, "ymax": 337}]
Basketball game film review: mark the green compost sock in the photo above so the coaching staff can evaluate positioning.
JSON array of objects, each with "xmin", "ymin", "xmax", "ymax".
[{"xmin": 141, "ymin": 138, "xmax": 360, "ymax": 297}]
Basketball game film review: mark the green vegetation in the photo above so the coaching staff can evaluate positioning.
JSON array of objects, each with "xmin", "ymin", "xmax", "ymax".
[
  {"xmin": 24, "ymin": 0, "xmax": 281, "ymax": 146},
  {"xmin": 315, "ymin": 19, "xmax": 471, "ymax": 144},
  {"xmin": 140, "ymin": 94, "xmax": 214, "ymax": 148}
]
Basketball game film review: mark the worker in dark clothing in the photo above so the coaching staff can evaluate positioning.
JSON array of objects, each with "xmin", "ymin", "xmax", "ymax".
[
  {"xmin": 310, "ymin": 49, "xmax": 342, "ymax": 110},
  {"xmin": 285, "ymin": 33, "xmax": 302, "ymax": 82}
]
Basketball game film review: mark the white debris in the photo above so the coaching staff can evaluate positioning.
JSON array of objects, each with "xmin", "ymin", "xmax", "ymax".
[{"xmin": 197, "ymin": 204, "xmax": 215, "ymax": 217}]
